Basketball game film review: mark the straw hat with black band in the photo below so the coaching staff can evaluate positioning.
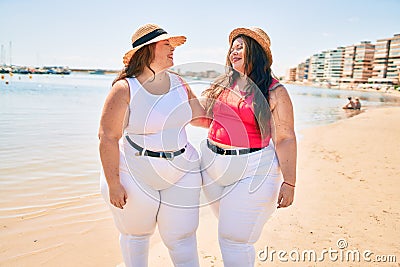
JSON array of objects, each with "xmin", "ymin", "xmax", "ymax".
[
  {"xmin": 229, "ymin": 27, "xmax": 273, "ymax": 68},
  {"xmin": 123, "ymin": 23, "xmax": 186, "ymax": 66}
]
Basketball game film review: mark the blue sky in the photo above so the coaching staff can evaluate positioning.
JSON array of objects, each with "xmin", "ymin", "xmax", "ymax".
[{"xmin": 0, "ymin": 0, "xmax": 399, "ymax": 76}]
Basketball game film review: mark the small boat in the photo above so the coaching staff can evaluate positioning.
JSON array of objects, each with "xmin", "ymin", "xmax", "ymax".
[{"xmin": 89, "ymin": 69, "xmax": 106, "ymax": 75}]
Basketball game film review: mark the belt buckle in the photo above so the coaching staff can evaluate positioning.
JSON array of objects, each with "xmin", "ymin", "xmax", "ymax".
[
  {"xmin": 135, "ymin": 149, "xmax": 145, "ymax": 156},
  {"xmin": 163, "ymin": 151, "xmax": 174, "ymax": 160},
  {"xmin": 216, "ymin": 146, "xmax": 225, "ymax": 155}
]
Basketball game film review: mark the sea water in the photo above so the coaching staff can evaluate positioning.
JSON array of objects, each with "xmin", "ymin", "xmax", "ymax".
[{"xmin": 0, "ymin": 73, "xmax": 399, "ymax": 219}]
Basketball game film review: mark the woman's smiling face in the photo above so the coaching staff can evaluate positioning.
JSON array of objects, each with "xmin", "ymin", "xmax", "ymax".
[
  {"xmin": 229, "ymin": 37, "xmax": 245, "ymax": 74},
  {"xmin": 153, "ymin": 39, "xmax": 175, "ymax": 69}
]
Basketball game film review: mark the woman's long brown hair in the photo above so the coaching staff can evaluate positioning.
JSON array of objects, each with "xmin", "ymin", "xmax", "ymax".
[
  {"xmin": 203, "ymin": 35, "xmax": 274, "ymax": 140},
  {"xmin": 112, "ymin": 43, "xmax": 157, "ymax": 85}
]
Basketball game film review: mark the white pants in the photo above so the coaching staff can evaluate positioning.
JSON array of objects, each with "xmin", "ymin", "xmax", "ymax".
[
  {"xmin": 100, "ymin": 167, "xmax": 201, "ymax": 267},
  {"xmin": 202, "ymin": 142, "xmax": 283, "ymax": 267}
]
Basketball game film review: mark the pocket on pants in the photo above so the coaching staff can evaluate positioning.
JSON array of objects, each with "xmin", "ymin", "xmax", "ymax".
[
  {"xmin": 121, "ymin": 141, "xmax": 201, "ymax": 190},
  {"xmin": 200, "ymin": 140, "xmax": 252, "ymax": 186},
  {"xmin": 200, "ymin": 140, "xmax": 280, "ymax": 187}
]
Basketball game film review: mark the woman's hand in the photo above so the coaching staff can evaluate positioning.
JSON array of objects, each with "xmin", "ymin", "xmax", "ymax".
[
  {"xmin": 179, "ymin": 78, "xmax": 210, "ymax": 128},
  {"xmin": 109, "ymin": 183, "xmax": 128, "ymax": 209},
  {"xmin": 277, "ymin": 182, "xmax": 295, "ymax": 208}
]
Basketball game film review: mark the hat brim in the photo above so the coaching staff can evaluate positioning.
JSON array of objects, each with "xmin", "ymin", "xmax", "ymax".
[
  {"xmin": 123, "ymin": 34, "xmax": 186, "ymax": 66},
  {"xmin": 229, "ymin": 28, "xmax": 273, "ymax": 67}
]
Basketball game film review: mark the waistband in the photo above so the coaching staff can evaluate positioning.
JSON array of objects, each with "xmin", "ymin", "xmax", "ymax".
[
  {"xmin": 206, "ymin": 139, "xmax": 263, "ymax": 155},
  {"xmin": 125, "ymin": 135, "xmax": 186, "ymax": 160}
]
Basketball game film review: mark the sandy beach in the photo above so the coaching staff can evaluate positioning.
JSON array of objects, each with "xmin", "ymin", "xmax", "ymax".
[{"xmin": 1, "ymin": 106, "xmax": 399, "ymax": 266}]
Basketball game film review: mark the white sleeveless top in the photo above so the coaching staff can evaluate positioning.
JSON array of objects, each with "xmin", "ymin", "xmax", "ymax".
[
  {"xmin": 118, "ymin": 72, "xmax": 199, "ymax": 190},
  {"xmin": 124, "ymin": 72, "xmax": 192, "ymax": 151}
]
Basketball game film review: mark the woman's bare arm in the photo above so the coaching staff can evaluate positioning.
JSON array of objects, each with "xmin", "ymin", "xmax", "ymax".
[
  {"xmin": 98, "ymin": 80, "xmax": 130, "ymax": 209},
  {"xmin": 269, "ymin": 85, "xmax": 297, "ymax": 208}
]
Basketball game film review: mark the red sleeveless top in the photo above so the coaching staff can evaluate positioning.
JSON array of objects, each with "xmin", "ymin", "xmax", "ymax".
[{"xmin": 208, "ymin": 78, "xmax": 279, "ymax": 148}]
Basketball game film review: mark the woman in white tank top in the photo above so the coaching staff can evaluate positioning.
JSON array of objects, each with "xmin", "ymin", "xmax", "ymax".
[{"xmin": 98, "ymin": 24, "xmax": 205, "ymax": 267}]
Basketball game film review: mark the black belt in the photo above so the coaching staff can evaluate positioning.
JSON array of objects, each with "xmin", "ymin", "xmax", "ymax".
[
  {"xmin": 207, "ymin": 139, "xmax": 262, "ymax": 155},
  {"xmin": 125, "ymin": 136, "xmax": 186, "ymax": 160}
]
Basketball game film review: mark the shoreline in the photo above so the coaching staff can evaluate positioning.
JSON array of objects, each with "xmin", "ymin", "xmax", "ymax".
[
  {"xmin": 1, "ymin": 106, "xmax": 400, "ymax": 266},
  {"xmin": 284, "ymin": 80, "xmax": 400, "ymax": 99}
]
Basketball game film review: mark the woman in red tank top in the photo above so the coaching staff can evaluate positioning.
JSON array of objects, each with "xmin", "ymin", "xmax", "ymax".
[{"xmin": 198, "ymin": 26, "xmax": 297, "ymax": 266}]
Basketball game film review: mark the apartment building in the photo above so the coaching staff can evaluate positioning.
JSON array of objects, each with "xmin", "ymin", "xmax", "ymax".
[
  {"xmin": 340, "ymin": 41, "xmax": 375, "ymax": 85},
  {"xmin": 308, "ymin": 52, "xmax": 326, "ymax": 82},
  {"xmin": 369, "ymin": 37, "xmax": 390, "ymax": 83},
  {"xmin": 369, "ymin": 34, "xmax": 400, "ymax": 85},
  {"xmin": 323, "ymin": 47, "xmax": 345, "ymax": 84},
  {"xmin": 389, "ymin": 34, "xmax": 400, "ymax": 84},
  {"xmin": 291, "ymin": 33, "xmax": 399, "ymax": 86},
  {"xmin": 286, "ymin": 67, "xmax": 297, "ymax": 82},
  {"xmin": 340, "ymin": 45, "xmax": 356, "ymax": 84},
  {"xmin": 353, "ymin": 41, "xmax": 375, "ymax": 83},
  {"xmin": 304, "ymin": 58, "xmax": 310, "ymax": 80},
  {"xmin": 296, "ymin": 62, "xmax": 306, "ymax": 82}
]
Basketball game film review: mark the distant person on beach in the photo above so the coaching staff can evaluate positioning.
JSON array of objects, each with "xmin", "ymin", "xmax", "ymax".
[
  {"xmin": 354, "ymin": 97, "xmax": 362, "ymax": 110},
  {"xmin": 343, "ymin": 96, "xmax": 356, "ymax": 109},
  {"xmin": 198, "ymin": 26, "xmax": 297, "ymax": 266},
  {"xmin": 98, "ymin": 23, "xmax": 204, "ymax": 267}
]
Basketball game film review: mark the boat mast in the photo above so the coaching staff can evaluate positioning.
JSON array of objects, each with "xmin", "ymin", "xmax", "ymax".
[{"xmin": 9, "ymin": 41, "xmax": 12, "ymax": 66}]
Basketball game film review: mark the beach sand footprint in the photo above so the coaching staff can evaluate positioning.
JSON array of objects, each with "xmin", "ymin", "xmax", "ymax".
[{"xmin": 201, "ymin": 251, "xmax": 222, "ymax": 267}]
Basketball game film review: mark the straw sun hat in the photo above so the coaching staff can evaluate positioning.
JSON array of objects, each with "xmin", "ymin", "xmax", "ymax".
[
  {"xmin": 123, "ymin": 23, "xmax": 186, "ymax": 66},
  {"xmin": 229, "ymin": 27, "xmax": 273, "ymax": 67}
]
